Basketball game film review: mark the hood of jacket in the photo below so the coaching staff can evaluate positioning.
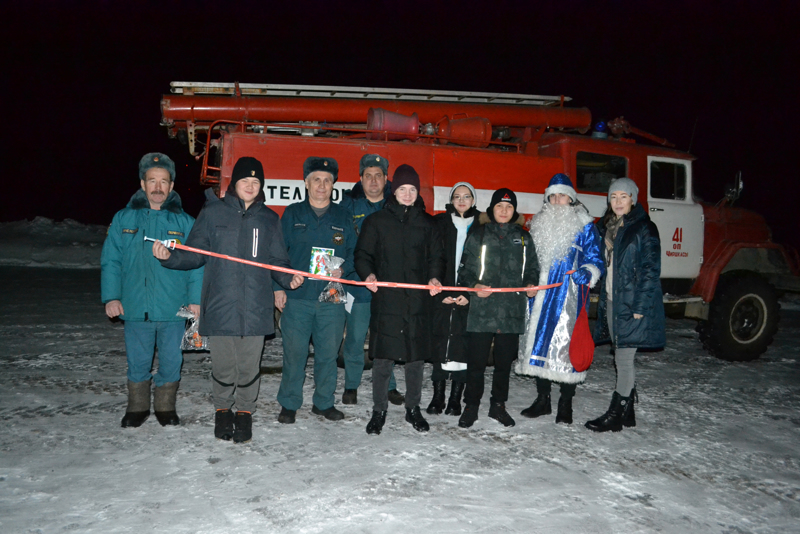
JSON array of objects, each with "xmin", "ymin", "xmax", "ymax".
[
  {"xmin": 126, "ymin": 189, "xmax": 184, "ymax": 214},
  {"xmin": 444, "ymin": 203, "xmax": 480, "ymax": 219},
  {"xmin": 344, "ymin": 180, "xmax": 393, "ymax": 202},
  {"xmin": 477, "ymin": 210, "xmax": 525, "ymax": 227},
  {"xmin": 203, "ymin": 187, "xmax": 268, "ymax": 215},
  {"xmin": 384, "ymin": 194, "xmax": 427, "ymax": 219},
  {"xmin": 225, "ymin": 180, "xmax": 266, "ymax": 205},
  {"xmin": 622, "ymin": 202, "xmax": 649, "ymax": 226}
]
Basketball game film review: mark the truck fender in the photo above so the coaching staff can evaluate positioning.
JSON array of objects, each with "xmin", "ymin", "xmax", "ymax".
[{"xmin": 690, "ymin": 242, "xmax": 796, "ymax": 303}]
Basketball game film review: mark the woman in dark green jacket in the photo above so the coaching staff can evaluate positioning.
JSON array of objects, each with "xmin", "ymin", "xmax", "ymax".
[
  {"xmin": 586, "ymin": 178, "xmax": 665, "ymax": 433},
  {"xmin": 457, "ymin": 188, "xmax": 539, "ymax": 429}
]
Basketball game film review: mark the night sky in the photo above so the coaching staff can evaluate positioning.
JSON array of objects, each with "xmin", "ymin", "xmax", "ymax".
[{"xmin": 4, "ymin": 1, "xmax": 798, "ymax": 248}]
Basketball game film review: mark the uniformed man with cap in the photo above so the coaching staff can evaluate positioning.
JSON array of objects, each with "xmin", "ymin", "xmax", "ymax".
[
  {"xmin": 274, "ymin": 157, "xmax": 358, "ymax": 424},
  {"xmin": 338, "ymin": 154, "xmax": 405, "ymax": 406},
  {"xmin": 101, "ymin": 152, "xmax": 203, "ymax": 429}
]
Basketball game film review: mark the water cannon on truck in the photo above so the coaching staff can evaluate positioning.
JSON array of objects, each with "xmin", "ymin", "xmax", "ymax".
[{"xmin": 160, "ymin": 81, "xmax": 800, "ymax": 361}]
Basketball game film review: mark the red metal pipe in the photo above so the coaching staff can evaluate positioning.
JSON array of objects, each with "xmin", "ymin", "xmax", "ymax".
[{"xmin": 161, "ymin": 95, "xmax": 592, "ymax": 130}]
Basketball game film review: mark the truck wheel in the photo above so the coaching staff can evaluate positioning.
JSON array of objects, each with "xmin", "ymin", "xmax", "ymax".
[{"xmin": 697, "ymin": 275, "xmax": 780, "ymax": 361}]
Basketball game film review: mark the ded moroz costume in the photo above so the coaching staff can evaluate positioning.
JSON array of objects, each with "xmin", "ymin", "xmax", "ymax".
[{"xmin": 516, "ymin": 173, "xmax": 604, "ymax": 423}]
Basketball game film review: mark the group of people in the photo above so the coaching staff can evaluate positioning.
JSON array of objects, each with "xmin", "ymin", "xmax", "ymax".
[{"xmin": 102, "ymin": 151, "xmax": 665, "ymax": 444}]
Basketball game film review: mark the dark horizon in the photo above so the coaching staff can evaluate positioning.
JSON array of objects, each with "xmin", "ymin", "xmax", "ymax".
[{"xmin": 3, "ymin": 1, "xmax": 797, "ymax": 249}]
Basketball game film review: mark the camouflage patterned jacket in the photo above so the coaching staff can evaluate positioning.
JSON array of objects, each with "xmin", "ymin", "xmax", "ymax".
[{"xmin": 458, "ymin": 214, "xmax": 539, "ymax": 334}]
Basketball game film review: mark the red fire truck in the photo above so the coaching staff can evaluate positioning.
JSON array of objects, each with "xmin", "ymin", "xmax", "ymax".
[{"xmin": 160, "ymin": 82, "xmax": 800, "ymax": 361}]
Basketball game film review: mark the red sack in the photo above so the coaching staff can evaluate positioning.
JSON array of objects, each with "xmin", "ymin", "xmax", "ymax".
[{"xmin": 569, "ymin": 285, "xmax": 595, "ymax": 372}]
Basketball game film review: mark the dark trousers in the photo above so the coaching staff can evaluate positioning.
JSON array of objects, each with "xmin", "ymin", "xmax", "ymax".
[
  {"xmin": 209, "ymin": 336, "xmax": 265, "ymax": 413},
  {"xmin": 463, "ymin": 332, "xmax": 519, "ymax": 407},
  {"xmin": 373, "ymin": 359, "xmax": 423, "ymax": 411},
  {"xmin": 536, "ymin": 377, "xmax": 577, "ymax": 399}
]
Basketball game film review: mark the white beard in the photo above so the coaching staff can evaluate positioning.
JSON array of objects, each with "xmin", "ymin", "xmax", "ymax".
[{"xmin": 529, "ymin": 203, "xmax": 593, "ymax": 268}]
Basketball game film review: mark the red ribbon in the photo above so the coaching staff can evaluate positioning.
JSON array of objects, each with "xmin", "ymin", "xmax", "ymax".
[{"xmin": 163, "ymin": 241, "xmax": 571, "ymax": 293}]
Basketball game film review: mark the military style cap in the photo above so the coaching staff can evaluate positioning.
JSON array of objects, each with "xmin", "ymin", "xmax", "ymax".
[
  {"xmin": 303, "ymin": 157, "xmax": 339, "ymax": 183},
  {"xmin": 139, "ymin": 152, "xmax": 176, "ymax": 182},
  {"xmin": 359, "ymin": 153, "xmax": 389, "ymax": 176}
]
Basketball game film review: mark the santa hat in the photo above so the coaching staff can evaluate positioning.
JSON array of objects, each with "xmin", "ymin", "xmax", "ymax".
[{"xmin": 544, "ymin": 173, "xmax": 577, "ymax": 203}]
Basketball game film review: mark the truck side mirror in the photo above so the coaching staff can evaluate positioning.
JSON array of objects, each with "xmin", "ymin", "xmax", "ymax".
[{"xmin": 723, "ymin": 171, "xmax": 743, "ymax": 205}]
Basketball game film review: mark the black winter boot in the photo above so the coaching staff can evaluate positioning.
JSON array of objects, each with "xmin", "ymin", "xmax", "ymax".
[
  {"xmin": 312, "ymin": 405, "xmax": 345, "ymax": 421},
  {"xmin": 233, "ymin": 411, "xmax": 252, "ymax": 443},
  {"xmin": 445, "ymin": 381, "xmax": 465, "ymax": 416},
  {"xmin": 278, "ymin": 406, "xmax": 296, "ymax": 424},
  {"xmin": 520, "ymin": 377, "xmax": 552, "ymax": 418},
  {"xmin": 342, "ymin": 389, "xmax": 358, "ymax": 405},
  {"xmin": 121, "ymin": 380, "xmax": 151, "ymax": 428},
  {"xmin": 214, "ymin": 409, "xmax": 235, "ymax": 440},
  {"xmin": 520, "ymin": 394, "xmax": 551, "ymax": 418},
  {"xmin": 366, "ymin": 410, "xmax": 387, "ymax": 435},
  {"xmin": 556, "ymin": 396, "xmax": 573, "ymax": 424},
  {"xmin": 387, "ymin": 389, "xmax": 405, "ymax": 406},
  {"xmin": 556, "ymin": 383, "xmax": 576, "ymax": 425},
  {"xmin": 405, "ymin": 406, "xmax": 430, "ymax": 432},
  {"xmin": 622, "ymin": 387, "xmax": 637, "ymax": 428},
  {"xmin": 458, "ymin": 404, "xmax": 479, "ymax": 428},
  {"xmin": 488, "ymin": 401, "xmax": 516, "ymax": 427},
  {"xmin": 154, "ymin": 382, "xmax": 180, "ymax": 426},
  {"xmin": 585, "ymin": 392, "xmax": 629, "ymax": 433},
  {"xmin": 426, "ymin": 380, "xmax": 447, "ymax": 414}
]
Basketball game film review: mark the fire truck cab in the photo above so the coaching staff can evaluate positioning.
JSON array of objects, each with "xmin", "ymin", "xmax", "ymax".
[{"xmin": 160, "ymin": 82, "xmax": 800, "ymax": 361}]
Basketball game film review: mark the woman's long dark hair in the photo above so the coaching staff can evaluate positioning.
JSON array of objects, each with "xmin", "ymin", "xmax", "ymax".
[{"xmin": 599, "ymin": 202, "xmax": 616, "ymax": 228}]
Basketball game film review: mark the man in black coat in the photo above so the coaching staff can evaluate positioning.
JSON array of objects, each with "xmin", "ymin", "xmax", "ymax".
[{"xmin": 155, "ymin": 157, "xmax": 303, "ymax": 443}]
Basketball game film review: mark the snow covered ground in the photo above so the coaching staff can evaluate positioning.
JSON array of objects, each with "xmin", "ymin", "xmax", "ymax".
[
  {"xmin": 0, "ymin": 217, "xmax": 106, "ymax": 268},
  {"xmin": 1, "ymin": 219, "xmax": 799, "ymax": 533}
]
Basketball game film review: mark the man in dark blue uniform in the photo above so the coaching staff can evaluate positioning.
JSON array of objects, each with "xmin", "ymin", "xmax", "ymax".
[
  {"xmin": 338, "ymin": 154, "xmax": 404, "ymax": 406},
  {"xmin": 275, "ymin": 157, "xmax": 357, "ymax": 423}
]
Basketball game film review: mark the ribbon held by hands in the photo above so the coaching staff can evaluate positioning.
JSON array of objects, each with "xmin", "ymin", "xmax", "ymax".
[{"xmin": 146, "ymin": 237, "xmax": 571, "ymax": 293}]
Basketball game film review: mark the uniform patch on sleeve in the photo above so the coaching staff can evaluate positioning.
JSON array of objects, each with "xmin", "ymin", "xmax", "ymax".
[{"xmin": 122, "ymin": 228, "xmax": 138, "ymax": 235}]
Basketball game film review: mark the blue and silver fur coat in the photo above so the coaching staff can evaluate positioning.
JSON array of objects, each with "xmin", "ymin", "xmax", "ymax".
[{"xmin": 515, "ymin": 201, "xmax": 604, "ymax": 383}]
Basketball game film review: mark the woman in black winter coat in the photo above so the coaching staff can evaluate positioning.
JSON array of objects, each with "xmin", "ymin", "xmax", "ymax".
[
  {"xmin": 585, "ymin": 177, "xmax": 665, "ymax": 433},
  {"xmin": 426, "ymin": 182, "xmax": 480, "ymax": 417},
  {"xmin": 354, "ymin": 164, "xmax": 445, "ymax": 435}
]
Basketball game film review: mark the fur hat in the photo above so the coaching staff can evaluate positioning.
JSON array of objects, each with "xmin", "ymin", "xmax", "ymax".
[
  {"xmin": 304, "ymin": 157, "xmax": 339, "ymax": 183},
  {"xmin": 449, "ymin": 182, "xmax": 477, "ymax": 203},
  {"xmin": 608, "ymin": 177, "xmax": 639, "ymax": 205},
  {"xmin": 359, "ymin": 154, "xmax": 388, "ymax": 176},
  {"xmin": 230, "ymin": 157, "xmax": 265, "ymax": 190},
  {"xmin": 487, "ymin": 188, "xmax": 518, "ymax": 222},
  {"xmin": 544, "ymin": 173, "xmax": 577, "ymax": 203},
  {"xmin": 391, "ymin": 164, "xmax": 421, "ymax": 192},
  {"xmin": 139, "ymin": 152, "xmax": 175, "ymax": 182}
]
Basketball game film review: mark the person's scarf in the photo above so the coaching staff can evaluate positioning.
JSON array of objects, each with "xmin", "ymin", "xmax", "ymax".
[
  {"xmin": 451, "ymin": 213, "xmax": 474, "ymax": 283},
  {"xmin": 604, "ymin": 215, "xmax": 624, "ymax": 267}
]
